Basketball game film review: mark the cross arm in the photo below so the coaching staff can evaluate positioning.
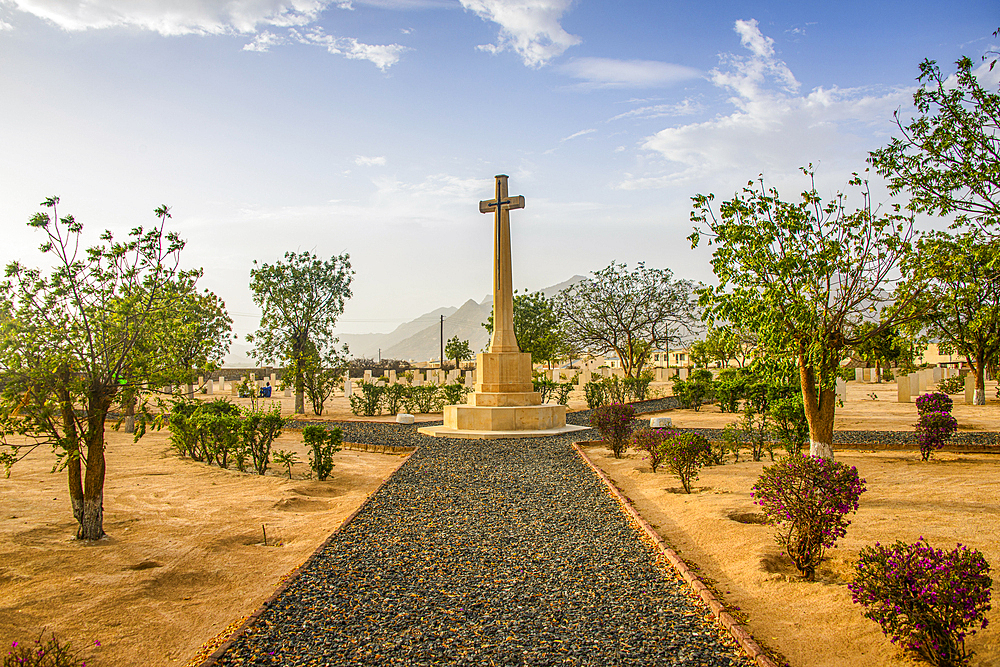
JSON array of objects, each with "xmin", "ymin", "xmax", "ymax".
[{"xmin": 479, "ymin": 195, "xmax": 525, "ymax": 214}]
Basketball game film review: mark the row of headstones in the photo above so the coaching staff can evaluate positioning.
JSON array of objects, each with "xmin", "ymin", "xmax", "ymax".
[
  {"xmin": 896, "ymin": 367, "xmax": 965, "ymax": 403},
  {"xmin": 161, "ymin": 374, "xmax": 293, "ymax": 398}
]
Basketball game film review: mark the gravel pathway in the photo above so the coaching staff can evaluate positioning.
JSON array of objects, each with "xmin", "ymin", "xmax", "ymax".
[{"xmin": 209, "ymin": 425, "xmax": 753, "ymax": 666}]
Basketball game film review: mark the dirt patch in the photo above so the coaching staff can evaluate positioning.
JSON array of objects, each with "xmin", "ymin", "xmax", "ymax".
[
  {"xmin": 0, "ymin": 428, "xmax": 409, "ymax": 667},
  {"xmin": 581, "ymin": 445, "xmax": 1000, "ymax": 667}
]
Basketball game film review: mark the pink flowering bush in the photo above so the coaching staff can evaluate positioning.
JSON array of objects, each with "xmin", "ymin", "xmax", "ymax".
[
  {"xmin": 662, "ymin": 432, "xmax": 710, "ymax": 493},
  {"xmin": 916, "ymin": 391, "xmax": 954, "ymax": 416},
  {"xmin": 751, "ymin": 455, "xmax": 866, "ymax": 580},
  {"xmin": 631, "ymin": 427, "xmax": 669, "ymax": 472},
  {"xmin": 4, "ymin": 633, "xmax": 90, "ymax": 667},
  {"xmin": 590, "ymin": 403, "xmax": 635, "ymax": 458},
  {"xmin": 849, "ymin": 538, "xmax": 992, "ymax": 667},
  {"xmin": 915, "ymin": 411, "xmax": 958, "ymax": 461}
]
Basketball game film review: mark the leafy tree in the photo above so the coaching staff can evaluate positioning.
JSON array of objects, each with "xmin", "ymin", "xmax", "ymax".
[
  {"xmin": 0, "ymin": 199, "xmax": 192, "ymax": 539},
  {"xmin": 285, "ymin": 340, "xmax": 349, "ymax": 415},
  {"xmin": 161, "ymin": 275, "xmax": 233, "ymax": 393},
  {"xmin": 555, "ymin": 262, "xmax": 698, "ymax": 379},
  {"xmin": 247, "ymin": 251, "xmax": 353, "ymax": 414},
  {"xmin": 869, "ymin": 55, "xmax": 1000, "ymax": 231},
  {"xmin": 444, "ymin": 335, "xmax": 472, "ymax": 371},
  {"xmin": 483, "ymin": 289, "xmax": 563, "ymax": 367},
  {"xmin": 909, "ymin": 230, "xmax": 1000, "ymax": 404},
  {"xmin": 690, "ymin": 168, "xmax": 922, "ymax": 458},
  {"xmin": 852, "ymin": 324, "xmax": 912, "ymax": 381}
]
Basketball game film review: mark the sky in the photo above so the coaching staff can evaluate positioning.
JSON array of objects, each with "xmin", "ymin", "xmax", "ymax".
[{"xmin": 0, "ymin": 0, "xmax": 997, "ymax": 361}]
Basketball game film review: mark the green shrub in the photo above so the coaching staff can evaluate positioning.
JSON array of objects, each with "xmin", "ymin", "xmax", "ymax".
[
  {"xmin": 303, "ymin": 425, "xmax": 342, "ymax": 481},
  {"xmin": 439, "ymin": 381, "xmax": 471, "ymax": 407},
  {"xmin": 383, "ymin": 383, "xmax": 408, "ymax": 415},
  {"xmin": 405, "ymin": 384, "xmax": 441, "ymax": 413},
  {"xmin": 663, "ymin": 432, "xmax": 710, "ymax": 493},
  {"xmin": 915, "ymin": 411, "xmax": 959, "ymax": 461},
  {"xmin": 239, "ymin": 406, "xmax": 286, "ymax": 475},
  {"xmin": 622, "ymin": 372, "xmax": 653, "ymax": 401},
  {"xmin": 938, "ymin": 375, "xmax": 965, "ymax": 395},
  {"xmin": 672, "ymin": 370, "xmax": 715, "ymax": 411},
  {"xmin": 589, "ymin": 403, "xmax": 635, "ymax": 458},
  {"xmin": 769, "ymin": 394, "xmax": 808, "ymax": 457},
  {"xmin": 916, "ymin": 391, "xmax": 954, "ymax": 415},
  {"xmin": 715, "ymin": 367, "xmax": 747, "ymax": 413},
  {"xmin": 272, "ymin": 449, "xmax": 298, "ymax": 479},
  {"xmin": 717, "ymin": 422, "xmax": 742, "ymax": 463},
  {"xmin": 349, "ymin": 381, "xmax": 384, "ymax": 416},
  {"xmin": 584, "ymin": 380, "xmax": 606, "ymax": 409},
  {"xmin": 849, "ymin": 538, "xmax": 992, "ymax": 667},
  {"xmin": 752, "ymin": 455, "xmax": 866, "ymax": 580}
]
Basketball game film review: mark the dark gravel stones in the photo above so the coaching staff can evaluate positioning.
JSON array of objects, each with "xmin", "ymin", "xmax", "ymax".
[{"xmin": 210, "ymin": 425, "xmax": 752, "ymax": 666}]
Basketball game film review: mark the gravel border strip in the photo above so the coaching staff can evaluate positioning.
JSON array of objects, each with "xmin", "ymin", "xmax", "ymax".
[
  {"xmin": 195, "ymin": 449, "xmax": 417, "ymax": 667},
  {"xmin": 572, "ymin": 443, "xmax": 779, "ymax": 667}
]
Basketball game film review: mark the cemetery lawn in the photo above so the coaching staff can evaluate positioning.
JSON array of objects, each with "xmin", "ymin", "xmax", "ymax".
[
  {"xmin": 581, "ymin": 383, "xmax": 1000, "ymax": 667},
  {"xmin": 0, "ymin": 428, "xmax": 410, "ymax": 667}
]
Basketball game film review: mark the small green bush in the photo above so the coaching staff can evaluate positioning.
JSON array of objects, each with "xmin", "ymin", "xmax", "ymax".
[
  {"xmin": 405, "ymin": 384, "xmax": 441, "ymax": 414},
  {"xmin": 272, "ymin": 449, "xmax": 298, "ymax": 479},
  {"xmin": 303, "ymin": 425, "xmax": 342, "ymax": 481},
  {"xmin": 382, "ymin": 383, "xmax": 408, "ymax": 415},
  {"xmin": 3, "ymin": 633, "xmax": 89, "ymax": 667},
  {"xmin": 584, "ymin": 381, "xmax": 606, "ymax": 409},
  {"xmin": 439, "ymin": 382, "xmax": 471, "ymax": 407},
  {"xmin": 915, "ymin": 411, "xmax": 959, "ymax": 461},
  {"xmin": 916, "ymin": 391, "xmax": 954, "ymax": 415},
  {"xmin": 938, "ymin": 375, "xmax": 966, "ymax": 395},
  {"xmin": 239, "ymin": 406, "xmax": 286, "ymax": 475},
  {"xmin": 349, "ymin": 381, "xmax": 385, "ymax": 416},
  {"xmin": 631, "ymin": 427, "xmax": 669, "ymax": 472},
  {"xmin": 589, "ymin": 403, "xmax": 635, "ymax": 458}
]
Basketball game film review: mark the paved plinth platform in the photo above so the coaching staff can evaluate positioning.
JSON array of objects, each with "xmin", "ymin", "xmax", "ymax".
[{"xmin": 417, "ymin": 422, "xmax": 588, "ymax": 439}]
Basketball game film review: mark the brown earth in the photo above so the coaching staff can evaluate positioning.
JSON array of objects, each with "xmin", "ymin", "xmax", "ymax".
[
  {"xmin": 580, "ymin": 380, "xmax": 1000, "ymax": 667},
  {"xmin": 0, "ymin": 428, "xmax": 409, "ymax": 667}
]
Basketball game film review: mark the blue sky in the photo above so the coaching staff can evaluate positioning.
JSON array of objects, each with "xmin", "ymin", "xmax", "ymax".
[{"xmin": 0, "ymin": 0, "xmax": 997, "ymax": 360}]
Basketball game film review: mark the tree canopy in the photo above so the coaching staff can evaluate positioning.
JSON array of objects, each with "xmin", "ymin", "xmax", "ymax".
[
  {"xmin": 445, "ymin": 335, "xmax": 472, "ymax": 371},
  {"xmin": 690, "ymin": 168, "xmax": 922, "ymax": 458},
  {"xmin": 247, "ymin": 251, "xmax": 353, "ymax": 414},
  {"xmin": 869, "ymin": 55, "xmax": 1000, "ymax": 231},
  {"xmin": 554, "ymin": 262, "xmax": 697, "ymax": 379}
]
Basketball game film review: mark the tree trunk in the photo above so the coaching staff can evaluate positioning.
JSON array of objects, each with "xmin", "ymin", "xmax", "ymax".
[
  {"xmin": 295, "ymin": 367, "xmax": 305, "ymax": 414},
  {"xmin": 123, "ymin": 395, "xmax": 136, "ymax": 434},
  {"xmin": 975, "ymin": 359, "xmax": 987, "ymax": 406},
  {"xmin": 799, "ymin": 355, "xmax": 836, "ymax": 460},
  {"xmin": 78, "ymin": 391, "xmax": 110, "ymax": 541},
  {"xmin": 57, "ymin": 381, "xmax": 84, "ymax": 527}
]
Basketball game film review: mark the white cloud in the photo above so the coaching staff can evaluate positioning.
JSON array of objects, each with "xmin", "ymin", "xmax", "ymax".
[
  {"xmin": 5, "ymin": 0, "xmax": 330, "ymax": 35},
  {"xmin": 6, "ymin": 0, "xmax": 407, "ymax": 69},
  {"xmin": 608, "ymin": 99, "xmax": 702, "ymax": 121},
  {"xmin": 291, "ymin": 26, "xmax": 408, "ymax": 69},
  {"xmin": 560, "ymin": 128, "xmax": 595, "ymax": 142},
  {"xmin": 0, "ymin": 19, "xmax": 12, "ymax": 30},
  {"xmin": 243, "ymin": 30, "xmax": 284, "ymax": 52},
  {"xmin": 355, "ymin": 155, "xmax": 387, "ymax": 166},
  {"xmin": 619, "ymin": 19, "xmax": 912, "ymax": 190},
  {"xmin": 561, "ymin": 57, "xmax": 701, "ymax": 89},
  {"xmin": 459, "ymin": 0, "xmax": 580, "ymax": 68}
]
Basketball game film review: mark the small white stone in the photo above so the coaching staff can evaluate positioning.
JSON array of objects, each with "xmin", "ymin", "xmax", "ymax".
[
  {"xmin": 396, "ymin": 413, "xmax": 415, "ymax": 424},
  {"xmin": 650, "ymin": 417, "xmax": 672, "ymax": 428}
]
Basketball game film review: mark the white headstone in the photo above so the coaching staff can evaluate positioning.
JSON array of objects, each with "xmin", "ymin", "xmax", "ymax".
[
  {"xmin": 855, "ymin": 368, "xmax": 864, "ymax": 382},
  {"xmin": 388, "ymin": 370, "xmax": 397, "ymax": 384},
  {"xmin": 207, "ymin": 380, "xmax": 214, "ymax": 395},
  {"xmin": 679, "ymin": 368, "xmax": 689, "ymax": 380},
  {"xmin": 396, "ymin": 413, "xmax": 415, "ymax": 424},
  {"xmin": 412, "ymin": 371, "xmax": 422, "ymax": 387},
  {"xmin": 836, "ymin": 377, "xmax": 847, "ymax": 402},
  {"xmin": 344, "ymin": 376, "xmax": 353, "ymax": 398},
  {"xmin": 364, "ymin": 370, "xmax": 372, "ymax": 383},
  {"xmin": 447, "ymin": 369, "xmax": 459, "ymax": 383},
  {"xmin": 464, "ymin": 371, "xmax": 474, "ymax": 388},
  {"xmin": 932, "ymin": 367, "xmax": 942, "ymax": 382},
  {"xmin": 650, "ymin": 417, "xmax": 672, "ymax": 428},
  {"xmin": 897, "ymin": 375, "xmax": 912, "ymax": 403},
  {"xmin": 909, "ymin": 372, "xmax": 922, "ymax": 398},
  {"xmin": 284, "ymin": 386, "xmax": 292, "ymax": 398},
  {"xmin": 965, "ymin": 373, "xmax": 976, "ymax": 405}
]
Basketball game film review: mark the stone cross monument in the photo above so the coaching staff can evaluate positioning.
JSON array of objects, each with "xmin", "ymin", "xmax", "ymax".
[{"xmin": 419, "ymin": 174, "xmax": 585, "ymax": 438}]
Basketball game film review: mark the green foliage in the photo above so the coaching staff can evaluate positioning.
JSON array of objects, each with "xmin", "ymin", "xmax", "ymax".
[
  {"xmin": 717, "ymin": 423, "xmax": 742, "ymax": 464},
  {"xmin": 671, "ymin": 369, "xmax": 715, "ymax": 411},
  {"xmin": 691, "ymin": 168, "xmax": 922, "ymax": 457},
  {"xmin": 869, "ymin": 55, "xmax": 1000, "ymax": 230},
  {"xmin": 584, "ymin": 380, "xmax": 606, "ymax": 409},
  {"xmin": 769, "ymin": 394, "xmax": 809, "ymax": 458},
  {"xmin": 349, "ymin": 381, "xmax": 384, "ymax": 416},
  {"xmin": 714, "ymin": 367, "xmax": 746, "ymax": 413},
  {"xmin": 939, "ymin": 375, "xmax": 966, "ymax": 395},
  {"xmin": 483, "ymin": 289, "xmax": 565, "ymax": 366},
  {"xmin": 239, "ymin": 406, "xmax": 286, "ymax": 476},
  {"xmin": 589, "ymin": 403, "xmax": 635, "ymax": 458},
  {"xmin": 438, "ymin": 381, "xmax": 471, "ymax": 407},
  {"xmin": 0, "ymin": 200, "xmax": 202, "ymax": 539},
  {"xmin": 555, "ymin": 262, "xmax": 697, "ymax": 379},
  {"xmin": 246, "ymin": 251, "xmax": 353, "ymax": 414},
  {"xmin": 445, "ymin": 336, "xmax": 472, "ymax": 371},
  {"xmin": 286, "ymin": 341, "xmax": 349, "ymax": 416},
  {"xmin": 272, "ymin": 449, "xmax": 298, "ymax": 479},
  {"xmin": 383, "ymin": 383, "xmax": 408, "ymax": 415},
  {"xmin": 303, "ymin": 425, "xmax": 341, "ymax": 481},
  {"xmin": 662, "ymin": 432, "xmax": 710, "ymax": 493},
  {"xmin": 405, "ymin": 384, "xmax": 442, "ymax": 414},
  {"xmin": 631, "ymin": 427, "xmax": 670, "ymax": 472}
]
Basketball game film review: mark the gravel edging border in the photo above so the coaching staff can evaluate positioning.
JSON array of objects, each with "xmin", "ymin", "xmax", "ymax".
[
  {"xmin": 194, "ymin": 448, "xmax": 418, "ymax": 667},
  {"xmin": 572, "ymin": 442, "xmax": 779, "ymax": 667}
]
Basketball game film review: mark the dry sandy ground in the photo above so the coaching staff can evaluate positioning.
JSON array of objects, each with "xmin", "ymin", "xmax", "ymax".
[
  {"xmin": 579, "ymin": 443, "xmax": 1000, "ymax": 667},
  {"xmin": 0, "ymin": 428, "xmax": 409, "ymax": 667}
]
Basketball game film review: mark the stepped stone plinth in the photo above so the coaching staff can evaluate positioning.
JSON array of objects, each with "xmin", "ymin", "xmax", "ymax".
[{"xmin": 418, "ymin": 175, "xmax": 587, "ymax": 439}]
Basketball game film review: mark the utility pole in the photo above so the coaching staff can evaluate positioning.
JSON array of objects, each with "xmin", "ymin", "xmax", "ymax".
[{"xmin": 440, "ymin": 315, "xmax": 444, "ymax": 370}]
